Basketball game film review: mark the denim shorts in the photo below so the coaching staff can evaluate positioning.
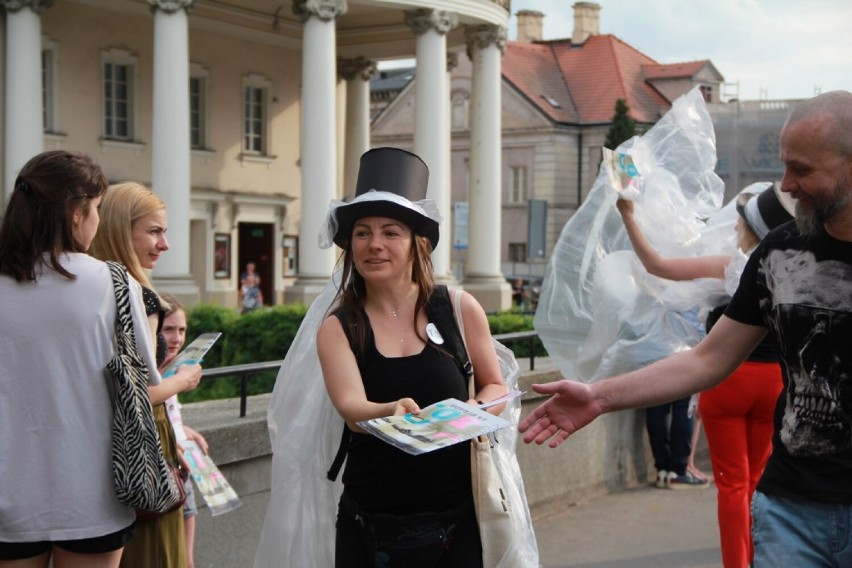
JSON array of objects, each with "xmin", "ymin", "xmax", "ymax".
[
  {"xmin": 752, "ymin": 490, "xmax": 852, "ymax": 567},
  {"xmin": 0, "ymin": 523, "xmax": 135, "ymax": 560}
]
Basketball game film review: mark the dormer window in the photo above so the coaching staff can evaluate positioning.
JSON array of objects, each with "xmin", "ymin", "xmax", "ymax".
[{"xmin": 541, "ymin": 94, "xmax": 561, "ymax": 108}]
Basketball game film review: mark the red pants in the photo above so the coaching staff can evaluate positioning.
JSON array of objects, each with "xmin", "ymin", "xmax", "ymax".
[{"xmin": 699, "ymin": 361, "xmax": 782, "ymax": 568}]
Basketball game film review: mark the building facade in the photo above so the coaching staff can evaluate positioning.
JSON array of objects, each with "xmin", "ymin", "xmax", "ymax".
[
  {"xmin": 2, "ymin": 0, "xmax": 513, "ymax": 309},
  {"xmin": 372, "ymin": 3, "xmax": 725, "ymax": 279}
]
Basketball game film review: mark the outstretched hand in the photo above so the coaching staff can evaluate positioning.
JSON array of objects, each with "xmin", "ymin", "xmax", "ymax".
[{"xmin": 518, "ymin": 380, "xmax": 603, "ymax": 448}]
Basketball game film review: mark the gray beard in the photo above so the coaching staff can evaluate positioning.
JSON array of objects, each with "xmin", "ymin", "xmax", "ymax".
[{"xmin": 795, "ymin": 182, "xmax": 852, "ymax": 237}]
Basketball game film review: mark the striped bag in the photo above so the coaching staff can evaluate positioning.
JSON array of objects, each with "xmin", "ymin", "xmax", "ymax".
[{"xmin": 105, "ymin": 261, "xmax": 182, "ymax": 514}]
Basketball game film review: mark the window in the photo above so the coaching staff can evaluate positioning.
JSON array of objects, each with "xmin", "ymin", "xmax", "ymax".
[
  {"xmin": 508, "ymin": 243, "xmax": 526, "ymax": 263},
  {"xmin": 101, "ymin": 48, "xmax": 137, "ymax": 141},
  {"xmin": 242, "ymin": 74, "xmax": 271, "ymax": 155},
  {"xmin": 451, "ymin": 90, "xmax": 469, "ymax": 130},
  {"xmin": 189, "ymin": 64, "xmax": 210, "ymax": 150},
  {"xmin": 509, "ymin": 166, "xmax": 527, "ymax": 204},
  {"xmin": 42, "ymin": 39, "xmax": 59, "ymax": 133}
]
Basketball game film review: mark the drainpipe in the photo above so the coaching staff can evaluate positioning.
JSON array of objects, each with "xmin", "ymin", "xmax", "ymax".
[{"xmin": 577, "ymin": 131, "xmax": 583, "ymax": 206}]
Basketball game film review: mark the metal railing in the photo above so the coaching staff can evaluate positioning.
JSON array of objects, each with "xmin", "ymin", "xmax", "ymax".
[{"xmin": 201, "ymin": 331, "xmax": 540, "ymax": 417}]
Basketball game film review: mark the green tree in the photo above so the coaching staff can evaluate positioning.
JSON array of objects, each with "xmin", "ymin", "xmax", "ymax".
[{"xmin": 604, "ymin": 98, "xmax": 636, "ymax": 150}]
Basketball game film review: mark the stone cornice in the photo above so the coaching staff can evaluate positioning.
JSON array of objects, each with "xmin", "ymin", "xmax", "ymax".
[
  {"xmin": 465, "ymin": 24, "xmax": 507, "ymax": 54},
  {"xmin": 148, "ymin": 0, "xmax": 193, "ymax": 14},
  {"xmin": 292, "ymin": 0, "xmax": 347, "ymax": 23},
  {"xmin": 403, "ymin": 9, "xmax": 458, "ymax": 36},
  {"xmin": 2, "ymin": 0, "xmax": 53, "ymax": 13},
  {"xmin": 337, "ymin": 57, "xmax": 377, "ymax": 82}
]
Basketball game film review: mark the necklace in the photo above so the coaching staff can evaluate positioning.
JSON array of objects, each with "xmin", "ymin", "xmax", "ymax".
[{"xmin": 388, "ymin": 306, "xmax": 400, "ymax": 318}]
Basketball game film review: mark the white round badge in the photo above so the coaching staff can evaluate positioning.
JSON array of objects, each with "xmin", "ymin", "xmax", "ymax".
[{"xmin": 426, "ymin": 323, "xmax": 444, "ymax": 344}]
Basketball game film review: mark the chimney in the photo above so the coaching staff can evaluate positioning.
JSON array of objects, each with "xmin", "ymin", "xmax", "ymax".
[
  {"xmin": 516, "ymin": 10, "xmax": 544, "ymax": 43},
  {"xmin": 572, "ymin": 2, "xmax": 601, "ymax": 45}
]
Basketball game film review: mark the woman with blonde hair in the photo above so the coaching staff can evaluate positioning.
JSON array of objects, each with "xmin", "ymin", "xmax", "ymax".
[{"xmin": 90, "ymin": 182, "xmax": 202, "ymax": 568}]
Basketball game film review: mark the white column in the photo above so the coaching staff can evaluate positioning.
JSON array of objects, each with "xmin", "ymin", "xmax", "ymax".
[
  {"xmin": 404, "ymin": 9, "xmax": 457, "ymax": 284},
  {"xmin": 338, "ymin": 57, "xmax": 376, "ymax": 197},
  {"xmin": 464, "ymin": 24, "xmax": 510, "ymax": 312},
  {"xmin": 445, "ymin": 52, "xmax": 458, "ymax": 282},
  {"xmin": 150, "ymin": 0, "xmax": 194, "ymax": 290},
  {"xmin": 286, "ymin": 0, "xmax": 347, "ymax": 303},
  {"xmin": 3, "ymin": 0, "xmax": 49, "ymax": 197}
]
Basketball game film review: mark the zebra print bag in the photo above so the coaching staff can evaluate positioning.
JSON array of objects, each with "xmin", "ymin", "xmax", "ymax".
[{"xmin": 105, "ymin": 261, "xmax": 183, "ymax": 514}]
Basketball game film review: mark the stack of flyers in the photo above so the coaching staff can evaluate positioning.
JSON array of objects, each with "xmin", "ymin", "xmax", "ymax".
[{"xmin": 357, "ymin": 390, "xmax": 524, "ymax": 456}]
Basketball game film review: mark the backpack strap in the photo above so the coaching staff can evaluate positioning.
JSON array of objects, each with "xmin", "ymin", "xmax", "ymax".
[{"xmin": 426, "ymin": 285, "xmax": 473, "ymax": 379}]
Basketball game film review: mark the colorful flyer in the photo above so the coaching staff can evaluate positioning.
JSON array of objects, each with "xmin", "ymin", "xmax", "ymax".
[
  {"xmin": 160, "ymin": 332, "xmax": 222, "ymax": 379},
  {"xmin": 357, "ymin": 397, "xmax": 513, "ymax": 456},
  {"xmin": 182, "ymin": 439, "xmax": 243, "ymax": 516},
  {"xmin": 602, "ymin": 147, "xmax": 643, "ymax": 199}
]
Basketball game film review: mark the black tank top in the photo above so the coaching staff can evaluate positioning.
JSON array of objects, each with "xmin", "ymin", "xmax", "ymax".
[{"xmin": 335, "ymin": 302, "xmax": 472, "ymax": 514}]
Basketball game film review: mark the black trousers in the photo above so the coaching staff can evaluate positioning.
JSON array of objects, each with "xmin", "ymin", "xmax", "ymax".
[{"xmin": 335, "ymin": 496, "xmax": 483, "ymax": 568}]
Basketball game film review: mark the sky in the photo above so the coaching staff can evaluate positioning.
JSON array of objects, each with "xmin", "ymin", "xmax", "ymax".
[{"xmin": 508, "ymin": 0, "xmax": 852, "ymax": 101}]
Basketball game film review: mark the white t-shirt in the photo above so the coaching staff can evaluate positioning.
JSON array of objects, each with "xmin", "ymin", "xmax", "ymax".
[{"xmin": 0, "ymin": 253, "xmax": 160, "ymax": 541}]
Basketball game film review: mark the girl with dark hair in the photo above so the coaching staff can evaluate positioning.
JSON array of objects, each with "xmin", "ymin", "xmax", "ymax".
[{"xmin": 0, "ymin": 151, "xmax": 161, "ymax": 567}]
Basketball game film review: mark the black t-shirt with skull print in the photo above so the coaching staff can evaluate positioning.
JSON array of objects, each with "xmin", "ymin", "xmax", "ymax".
[{"xmin": 726, "ymin": 221, "xmax": 852, "ymax": 504}]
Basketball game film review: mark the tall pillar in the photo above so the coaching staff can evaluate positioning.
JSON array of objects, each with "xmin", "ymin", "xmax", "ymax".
[
  {"xmin": 445, "ymin": 51, "xmax": 458, "ymax": 283},
  {"xmin": 286, "ymin": 0, "xmax": 347, "ymax": 304},
  {"xmin": 404, "ymin": 8, "xmax": 457, "ymax": 284},
  {"xmin": 3, "ymin": 0, "xmax": 50, "ymax": 198},
  {"xmin": 338, "ymin": 57, "xmax": 376, "ymax": 197},
  {"xmin": 148, "ymin": 0, "xmax": 197, "ymax": 295},
  {"xmin": 463, "ymin": 24, "xmax": 510, "ymax": 312}
]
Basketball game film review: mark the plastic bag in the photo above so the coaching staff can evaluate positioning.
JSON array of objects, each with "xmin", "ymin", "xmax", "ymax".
[{"xmin": 534, "ymin": 87, "xmax": 736, "ymax": 382}]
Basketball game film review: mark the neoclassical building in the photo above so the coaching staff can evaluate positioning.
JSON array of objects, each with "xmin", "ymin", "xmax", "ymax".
[
  {"xmin": 372, "ymin": 3, "xmax": 725, "ymax": 280},
  {"xmin": 1, "ymin": 0, "xmax": 514, "ymax": 310}
]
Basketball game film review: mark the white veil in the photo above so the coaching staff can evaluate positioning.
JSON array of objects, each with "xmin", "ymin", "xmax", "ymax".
[{"xmin": 253, "ymin": 276, "xmax": 343, "ymax": 568}]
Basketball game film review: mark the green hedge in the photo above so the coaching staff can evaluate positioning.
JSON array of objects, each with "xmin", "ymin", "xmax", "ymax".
[{"xmin": 180, "ymin": 303, "xmax": 545, "ymax": 403}]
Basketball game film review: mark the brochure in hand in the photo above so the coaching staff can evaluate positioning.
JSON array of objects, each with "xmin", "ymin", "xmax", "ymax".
[
  {"xmin": 160, "ymin": 332, "xmax": 221, "ymax": 378},
  {"xmin": 182, "ymin": 440, "xmax": 243, "ymax": 516},
  {"xmin": 357, "ymin": 390, "xmax": 523, "ymax": 456},
  {"xmin": 602, "ymin": 147, "xmax": 643, "ymax": 200}
]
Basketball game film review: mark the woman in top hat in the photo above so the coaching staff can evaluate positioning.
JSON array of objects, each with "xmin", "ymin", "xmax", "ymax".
[
  {"xmin": 315, "ymin": 147, "xmax": 507, "ymax": 567},
  {"xmin": 616, "ymin": 182, "xmax": 795, "ymax": 568}
]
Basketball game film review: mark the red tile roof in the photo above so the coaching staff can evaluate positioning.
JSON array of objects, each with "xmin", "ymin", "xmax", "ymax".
[{"xmin": 503, "ymin": 35, "xmax": 705, "ymax": 125}]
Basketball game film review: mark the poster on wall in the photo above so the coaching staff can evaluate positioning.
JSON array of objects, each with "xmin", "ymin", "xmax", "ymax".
[
  {"xmin": 214, "ymin": 233, "xmax": 231, "ymax": 279},
  {"xmin": 282, "ymin": 235, "xmax": 298, "ymax": 277}
]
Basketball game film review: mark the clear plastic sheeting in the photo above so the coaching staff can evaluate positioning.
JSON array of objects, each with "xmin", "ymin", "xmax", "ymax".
[
  {"xmin": 535, "ymin": 88, "xmax": 737, "ymax": 382},
  {"xmin": 484, "ymin": 340, "xmax": 540, "ymax": 568},
  {"xmin": 253, "ymin": 277, "xmax": 343, "ymax": 568},
  {"xmin": 254, "ymin": 276, "xmax": 539, "ymax": 567}
]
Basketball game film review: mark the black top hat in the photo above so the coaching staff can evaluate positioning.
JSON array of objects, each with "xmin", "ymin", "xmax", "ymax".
[
  {"xmin": 736, "ymin": 182, "xmax": 796, "ymax": 239},
  {"xmin": 331, "ymin": 147, "xmax": 440, "ymax": 248}
]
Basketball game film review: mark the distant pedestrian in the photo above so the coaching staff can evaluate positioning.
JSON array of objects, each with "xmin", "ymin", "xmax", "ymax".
[{"xmin": 239, "ymin": 261, "xmax": 263, "ymax": 313}]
